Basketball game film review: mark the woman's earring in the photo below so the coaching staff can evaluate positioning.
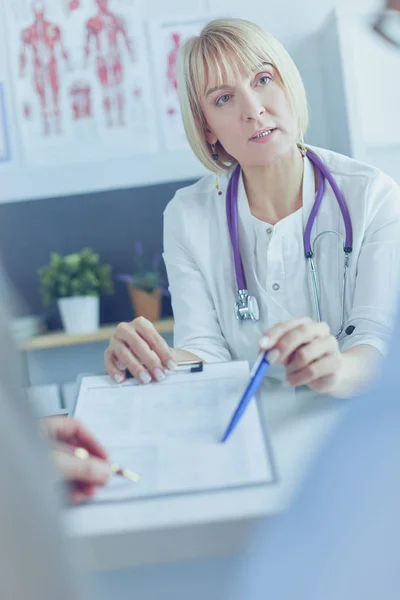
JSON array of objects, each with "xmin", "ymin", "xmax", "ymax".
[
  {"xmin": 298, "ymin": 134, "xmax": 307, "ymax": 158},
  {"xmin": 211, "ymin": 144, "xmax": 222, "ymax": 196}
]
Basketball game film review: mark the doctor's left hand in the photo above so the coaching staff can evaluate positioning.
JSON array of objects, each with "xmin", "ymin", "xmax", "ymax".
[{"xmin": 259, "ymin": 317, "xmax": 344, "ymax": 394}]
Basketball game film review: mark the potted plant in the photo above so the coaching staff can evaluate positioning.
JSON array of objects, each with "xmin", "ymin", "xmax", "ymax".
[
  {"xmin": 118, "ymin": 241, "xmax": 168, "ymax": 323},
  {"xmin": 38, "ymin": 248, "xmax": 114, "ymax": 334}
]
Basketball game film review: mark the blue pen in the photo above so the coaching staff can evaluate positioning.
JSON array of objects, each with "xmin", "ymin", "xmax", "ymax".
[{"xmin": 221, "ymin": 351, "xmax": 270, "ymax": 443}]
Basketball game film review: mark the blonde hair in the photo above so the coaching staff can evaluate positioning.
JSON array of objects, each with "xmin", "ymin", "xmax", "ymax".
[{"xmin": 177, "ymin": 18, "xmax": 309, "ymax": 173}]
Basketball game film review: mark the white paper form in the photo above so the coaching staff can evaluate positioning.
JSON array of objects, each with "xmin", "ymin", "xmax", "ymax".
[{"xmin": 74, "ymin": 362, "xmax": 274, "ymax": 502}]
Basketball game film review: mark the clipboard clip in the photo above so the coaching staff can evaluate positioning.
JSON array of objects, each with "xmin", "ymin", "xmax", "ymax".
[
  {"xmin": 176, "ymin": 360, "xmax": 204, "ymax": 373},
  {"xmin": 124, "ymin": 360, "xmax": 203, "ymax": 380}
]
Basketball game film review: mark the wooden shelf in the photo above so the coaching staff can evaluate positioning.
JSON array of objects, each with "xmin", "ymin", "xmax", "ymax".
[{"xmin": 21, "ymin": 318, "xmax": 174, "ymax": 351}]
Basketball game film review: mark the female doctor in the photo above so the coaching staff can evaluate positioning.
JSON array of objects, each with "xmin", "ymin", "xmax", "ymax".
[{"xmin": 104, "ymin": 18, "xmax": 400, "ymax": 398}]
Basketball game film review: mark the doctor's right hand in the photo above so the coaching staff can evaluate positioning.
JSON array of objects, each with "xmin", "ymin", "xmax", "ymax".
[{"xmin": 104, "ymin": 317, "xmax": 177, "ymax": 384}]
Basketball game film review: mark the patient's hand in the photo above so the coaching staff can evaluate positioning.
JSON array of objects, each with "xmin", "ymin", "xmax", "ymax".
[{"xmin": 42, "ymin": 416, "xmax": 112, "ymax": 505}]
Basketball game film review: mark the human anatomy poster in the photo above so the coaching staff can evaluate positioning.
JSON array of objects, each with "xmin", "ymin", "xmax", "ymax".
[
  {"xmin": 149, "ymin": 18, "xmax": 209, "ymax": 151},
  {"xmin": 0, "ymin": 83, "xmax": 11, "ymax": 163},
  {"xmin": 4, "ymin": 0, "xmax": 158, "ymax": 166}
]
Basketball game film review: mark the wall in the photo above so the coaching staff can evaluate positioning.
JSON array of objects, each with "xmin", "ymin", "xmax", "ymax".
[{"xmin": 0, "ymin": 178, "xmax": 193, "ymax": 324}]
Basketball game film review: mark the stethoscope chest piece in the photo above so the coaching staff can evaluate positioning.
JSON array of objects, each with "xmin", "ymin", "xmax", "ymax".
[{"xmin": 234, "ymin": 289, "xmax": 260, "ymax": 321}]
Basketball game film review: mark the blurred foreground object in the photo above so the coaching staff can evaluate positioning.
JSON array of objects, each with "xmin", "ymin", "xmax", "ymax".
[
  {"xmin": 374, "ymin": 0, "xmax": 400, "ymax": 46},
  {"xmin": 10, "ymin": 314, "xmax": 47, "ymax": 342},
  {"xmin": 0, "ymin": 298, "xmax": 87, "ymax": 600}
]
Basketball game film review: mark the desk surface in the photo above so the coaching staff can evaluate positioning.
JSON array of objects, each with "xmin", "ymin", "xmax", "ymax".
[
  {"xmin": 21, "ymin": 318, "xmax": 174, "ymax": 351},
  {"xmin": 66, "ymin": 383, "xmax": 346, "ymax": 572}
]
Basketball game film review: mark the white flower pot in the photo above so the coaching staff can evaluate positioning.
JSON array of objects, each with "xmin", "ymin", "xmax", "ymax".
[{"xmin": 57, "ymin": 296, "xmax": 99, "ymax": 335}]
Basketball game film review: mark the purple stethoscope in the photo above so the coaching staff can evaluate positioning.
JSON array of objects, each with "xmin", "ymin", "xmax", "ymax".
[{"xmin": 226, "ymin": 146, "xmax": 353, "ymax": 339}]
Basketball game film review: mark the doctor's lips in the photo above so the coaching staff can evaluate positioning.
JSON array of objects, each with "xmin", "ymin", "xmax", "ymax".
[{"xmin": 249, "ymin": 127, "xmax": 277, "ymax": 141}]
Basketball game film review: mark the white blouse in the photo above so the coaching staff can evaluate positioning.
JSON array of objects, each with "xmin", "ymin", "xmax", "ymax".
[{"xmin": 163, "ymin": 145, "xmax": 400, "ymax": 368}]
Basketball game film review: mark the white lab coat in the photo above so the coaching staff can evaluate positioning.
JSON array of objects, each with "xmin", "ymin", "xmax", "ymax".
[{"xmin": 163, "ymin": 146, "xmax": 400, "ymax": 370}]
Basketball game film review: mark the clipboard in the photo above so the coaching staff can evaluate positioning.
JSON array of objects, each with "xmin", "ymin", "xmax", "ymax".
[{"xmin": 73, "ymin": 361, "xmax": 278, "ymax": 503}]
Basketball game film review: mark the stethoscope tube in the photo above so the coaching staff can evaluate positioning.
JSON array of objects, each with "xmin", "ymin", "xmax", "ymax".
[
  {"xmin": 226, "ymin": 164, "xmax": 247, "ymax": 291},
  {"xmin": 308, "ymin": 231, "xmax": 350, "ymax": 339},
  {"xmin": 304, "ymin": 149, "xmax": 353, "ymax": 255},
  {"xmin": 303, "ymin": 148, "xmax": 353, "ymax": 339}
]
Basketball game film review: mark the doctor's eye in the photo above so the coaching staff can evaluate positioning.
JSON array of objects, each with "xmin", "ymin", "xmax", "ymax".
[
  {"xmin": 216, "ymin": 94, "xmax": 232, "ymax": 106},
  {"xmin": 256, "ymin": 75, "xmax": 272, "ymax": 87}
]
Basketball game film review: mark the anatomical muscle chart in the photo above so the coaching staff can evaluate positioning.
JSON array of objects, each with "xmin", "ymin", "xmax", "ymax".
[
  {"xmin": 149, "ymin": 18, "xmax": 208, "ymax": 151},
  {"xmin": 0, "ymin": 82, "xmax": 11, "ymax": 163},
  {"xmin": 4, "ymin": 0, "xmax": 157, "ymax": 166}
]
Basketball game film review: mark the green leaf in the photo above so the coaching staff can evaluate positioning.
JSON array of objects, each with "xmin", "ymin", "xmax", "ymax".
[{"xmin": 38, "ymin": 248, "xmax": 114, "ymax": 305}]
